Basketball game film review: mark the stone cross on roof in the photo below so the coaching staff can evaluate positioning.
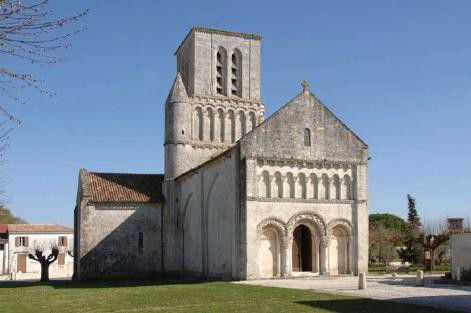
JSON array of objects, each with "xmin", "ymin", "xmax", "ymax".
[{"xmin": 301, "ymin": 80, "xmax": 310, "ymax": 92}]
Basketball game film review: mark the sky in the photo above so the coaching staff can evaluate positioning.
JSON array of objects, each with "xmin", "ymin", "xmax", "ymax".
[{"xmin": 3, "ymin": 0, "xmax": 471, "ymax": 227}]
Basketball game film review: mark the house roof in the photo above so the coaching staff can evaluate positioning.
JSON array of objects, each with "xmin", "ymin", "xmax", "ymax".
[
  {"xmin": 0, "ymin": 224, "xmax": 7, "ymax": 235},
  {"xmin": 450, "ymin": 228, "xmax": 471, "ymax": 235},
  {"xmin": 84, "ymin": 171, "xmax": 164, "ymax": 203},
  {"xmin": 4, "ymin": 224, "xmax": 73, "ymax": 234}
]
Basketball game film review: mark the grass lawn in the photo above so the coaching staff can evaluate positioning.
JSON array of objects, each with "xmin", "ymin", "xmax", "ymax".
[{"xmin": 0, "ymin": 279, "xmax": 460, "ymax": 313}]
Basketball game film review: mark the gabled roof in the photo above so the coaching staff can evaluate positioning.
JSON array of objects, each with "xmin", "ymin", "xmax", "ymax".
[
  {"xmin": 243, "ymin": 89, "xmax": 368, "ymax": 149},
  {"xmin": 82, "ymin": 170, "xmax": 164, "ymax": 204},
  {"xmin": 3, "ymin": 224, "xmax": 73, "ymax": 234}
]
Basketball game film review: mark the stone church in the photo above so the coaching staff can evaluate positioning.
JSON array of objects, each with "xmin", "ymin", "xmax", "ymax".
[{"xmin": 74, "ymin": 27, "xmax": 369, "ymax": 280}]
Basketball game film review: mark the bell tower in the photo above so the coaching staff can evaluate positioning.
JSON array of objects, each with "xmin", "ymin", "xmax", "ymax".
[{"xmin": 164, "ymin": 27, "xmax": 265, "ymax": 179}]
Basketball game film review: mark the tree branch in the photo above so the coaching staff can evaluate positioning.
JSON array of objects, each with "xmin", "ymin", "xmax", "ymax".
[{"xmin": 0, "ymin": 0, "xmax": 88, "ymax": 119}]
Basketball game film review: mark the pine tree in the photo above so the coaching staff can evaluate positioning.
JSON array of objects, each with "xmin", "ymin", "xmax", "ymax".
[
  {"xmin": 407, "ymin": 194, "xmax": 421, "ymax": 226},
  {"xmin": 398, "ymin": 194, "xmax": 423, "ymax": 264}
]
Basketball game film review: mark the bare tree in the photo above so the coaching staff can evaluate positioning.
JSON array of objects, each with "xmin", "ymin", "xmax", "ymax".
[
  {"xmin": 0, "ymin": 0, "xmax": 88, "ymax": 120},
  {"xmin": 28, "ymin": 241, "xmax": 59, "ymax": 282},
  {"xmin": 0, "ymin": 0, "xmax": 87, "ymax": 204},
  {"xmin": 422, "ymin": 217, "xmax": 450, "ymax": 272}
]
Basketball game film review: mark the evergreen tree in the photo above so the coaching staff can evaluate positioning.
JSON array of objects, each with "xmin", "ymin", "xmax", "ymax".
[
  {"xmin": 407, "ymin": 194, "xmax": 421, "ymax": 226},
  {"xmin": 399, "ymin": 194, "xmax": 423, "ymax": 264}
]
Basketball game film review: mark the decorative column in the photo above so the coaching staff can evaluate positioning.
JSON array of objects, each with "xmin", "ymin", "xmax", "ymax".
[
  {"xmin": 313, "ymin": 236, "xmax": 320, "ymax": 273},
  {"xmin": 235, "ymin": 112, "xmax": 241, "ymax": 141},
  {"xmin": 292, "ymin": 175, "xmax": 299, "ymax": 199},
  {"xmin": 320, "ymin": 235, "xmax": 330, "ymax": 275},
  {"xmin": 282, "ymin": 175, "xmax": 289, "ymax": 199},
  {"xmin": 330, "ymin": 176, "xmax": 335, "ymax": 200},
  {"xmin": 267, "ymin": 175, "xmax": 273, "ymax": 199},
  {"xmin": 339, "ymin": 177, "xmax": 345, "ymax": 200},
  {"xmin": 281, "ymin": 236, "xmax": 292, "ymax": 277},
  {"xmin": 214, "ymin": 110, "xmax": 222, "ymax": 142},
  {"xmin": 322, "ymin": 177, "xmax": 332, "ymax": 200},
  {"xmin": 204, "ymin": 108, "xmax": 211, "ymax": 141},
  {"xmin": 348, "ymin": 235, "xmax": 354, "ymax": 274}
]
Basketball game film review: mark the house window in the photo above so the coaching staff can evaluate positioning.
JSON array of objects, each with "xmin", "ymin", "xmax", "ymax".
[
  {"xmin": 304, "ymin": 128, "xmax": 311, "ymax": 146},
  {"xmin": 0, "ymin": 244, "xmax": 4, "ymax": 250},
  {"xmin": 58, "ymin": 236, "xmax": 68, "ymax": 247},
  {"xmin": 16, "ymin": 236, "xmax": 28, "ymax": 247},
  {"xmin": 138, "ymin": 232, "xmax": 143, "ymax": 255}
]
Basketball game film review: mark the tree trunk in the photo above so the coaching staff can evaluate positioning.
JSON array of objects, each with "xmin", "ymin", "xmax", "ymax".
[{"xmin": 40, "ymin": 262, "xmax": 50, "ymax": 282}]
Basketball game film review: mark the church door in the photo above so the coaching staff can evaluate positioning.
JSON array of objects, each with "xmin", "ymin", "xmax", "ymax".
[
  {"xmin": 292, "ymin": 225, "xmax": 312, "ymax": 272},
  {"xmin": 259, "ymin": 229, "xmax": 278, "ymax": 277}
]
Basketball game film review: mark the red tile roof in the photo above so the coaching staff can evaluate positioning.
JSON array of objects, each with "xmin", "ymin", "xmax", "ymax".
[
  {"xmin": 86, "ymin": 171, "xmax": 164, "ymax": 203},
  {"xmin": 451, "ymin": 228, "xmax": 471, "ymax": 234},
  {"xmin": 4, "ymin": 224, "xmax": 73, "ymax": 233},
  {"xmin": 0, "ymin": 224, "xmax": 7, "ymax": 235}
]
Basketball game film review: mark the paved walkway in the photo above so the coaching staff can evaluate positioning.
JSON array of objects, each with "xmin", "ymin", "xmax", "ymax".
[{"xmin": 236, "ymin": 275, "xmax": 471, "ymax": 312}]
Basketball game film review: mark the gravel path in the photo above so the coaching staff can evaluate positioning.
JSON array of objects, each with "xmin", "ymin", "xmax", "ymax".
[{"xmin": 236, "ymin": 275, "xmax": 471, "ymax": 312}]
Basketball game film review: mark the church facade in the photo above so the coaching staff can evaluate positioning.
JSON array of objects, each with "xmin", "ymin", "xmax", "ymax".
[{"xmin": 74, "ymin": 27, "xmax": 369, "ymax": 280}]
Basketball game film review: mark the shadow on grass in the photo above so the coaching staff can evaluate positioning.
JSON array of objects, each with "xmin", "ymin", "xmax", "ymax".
[
  {"xmin": 296, "ymin": 297, "xmax": 463, "ymax": 313},
  {"xmin": 0, "ymin": 277, "xmax": 206, "ymax": 289}
]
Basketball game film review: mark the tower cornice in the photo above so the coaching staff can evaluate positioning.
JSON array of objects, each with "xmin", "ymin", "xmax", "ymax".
[
  {"xmin": 191, "ymin": 94, "xmax": 264, "ymax": 106},
  {"xmin": 175, "ymin": 27, "xmax": 262, "ymax": 55}
]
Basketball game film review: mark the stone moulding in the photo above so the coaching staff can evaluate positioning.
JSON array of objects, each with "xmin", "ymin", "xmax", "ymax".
[
  {"xmin": 254, "ymin": 157, "xmax": 362, "ymax": 169},
  {"xmin": 326, "ymin": 218, "xmax": 355, "ymax": 236},
  {"xmin": 174, "ymin": 27, "xmax": 262, "ymax": 56},
  {"xmin": 256, "ymin": 216, "xmax": 288, "ymax": 246},
  {"xmin": 286, "ymin": 211, "xmax": 327, "ymax": 236},
  {"xmin": 247, "ymin": 197, "xmax": 355, "ymax": 205},
  {"xmin": 193, "ymin": 94, "xmax": 264, "ymax": 107},
  {"xmin": 93, "ymin": 203, "xmax": 145, "ymax": 210}
]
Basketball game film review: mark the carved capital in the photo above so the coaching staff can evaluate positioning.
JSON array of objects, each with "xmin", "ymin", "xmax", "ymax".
[{"xmin": 320, "ymin": 236, "xmax": 331, "ymax": 247}]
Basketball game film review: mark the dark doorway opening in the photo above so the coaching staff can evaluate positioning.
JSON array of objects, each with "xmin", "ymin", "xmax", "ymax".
[{"xmin": 292, "ymin": 225, "xmax": 312, "ymax": 272}]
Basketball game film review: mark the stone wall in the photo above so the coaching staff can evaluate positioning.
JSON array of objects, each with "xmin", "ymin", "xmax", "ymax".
[
  {"xmin": 168, "ymin": 147, "xmax": 242, "ymax": 279},
  {"xmin": 240, "ymin": 90, "xmax": 369, "ymax": 278},
  {"xmin": 176, "ymin": 28, "xmax": 261, "ymax": 100},
  {"xmin": 77, "ymin": 202, "xmax": 162, "ymax": 279},
  {"xmin": 166, "ymin": 27, "xmax": 265, "ymax": 179},
  {"xmin": 240, "ymin": 91, "xmax": 368, "ymax": 163}
]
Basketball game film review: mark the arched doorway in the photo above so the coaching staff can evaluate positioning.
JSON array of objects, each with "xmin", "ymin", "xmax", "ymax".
[
  {"xmin": 330, "ymin": 225, "xmax": 349, "ymax": 274},
  {"xmin": 259, "ymin": 228, "xmax": 279, "ymax": 277},
  {"xmin": 292, "ymin": 225, "xmax": 312, "ymax": 272}
]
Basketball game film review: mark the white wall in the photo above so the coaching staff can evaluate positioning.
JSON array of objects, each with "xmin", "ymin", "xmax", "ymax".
[
  {"xmin": 7, "ymin": 233, "xmax": 73, "ymax": 279},
  {"xmin": 451, "ymin": 232, "xmax": 471, "ymax": 279},
  {"xmin": 176, "ymin": 148, "xmax": 240, "ymax": 279}
]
